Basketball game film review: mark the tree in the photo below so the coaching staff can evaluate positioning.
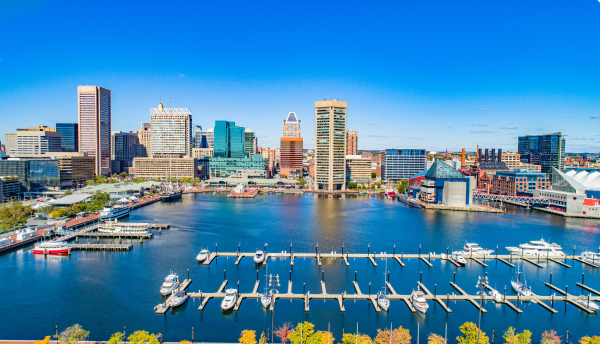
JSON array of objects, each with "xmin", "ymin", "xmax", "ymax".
[
  {"xmin": 374, "ymin": 326, "xmax": 411, "ymax": 344},
  {"xmin": 315, "ymin": 331, "xmax": 334, "ymax": 344},
  {"xmin": 397, "ymin": 180, "xmax": 408, "ymax": 194},
  {"xmin": 108, "ymin": 332, "xmax": 125, "ymax": 344},
  {"xmin": 180, "ymin": 341, "xmax": 192, "ymax": 344},
  {"xmin": 0, "ymin": 202, "xmax": 33, "ymax": 230},
  {"xmin": 55, "ymin": 324, "xmax": 89, "ymax": 344},
  {"xmin": 503, "ymin": 327, "xmax": 531, "ymax": 344},
  {"xmin": 347, "ymin": 182, "xmax": 358, "ymax": 190},
  {"xmin": 541, "ymin": 331, "xmax": 561, "ymax": 344},
  {"xmin": 259, "ymin": 332, "xmax": 267, "ymax": 344},
  {"xmin": 456, "ymin": 322, "xmax": 489, "ymax": 344},
  {"xmin": 342, "ymin": 334, "xmax": 373, "ymax": 344},
  {"xmin": 64, "ymin": 190, "xmax": 73, "ymax": 196},
  {"xmin": 239, "ymin": 330, "xmax": 257, "ymax": 344},
  {"xmin": 281, "ymin": 174, "xmax": 288, "ymax": 179},
  {"xmin": 289, "ymin": 322, "xmax": 315, "ymax": 344},
  {"xmin": 428, "ymin": 333, "xmax": 445, "ymax": 344},
  {"xmin": 371, "ymin": 172, "xmax": 377, "ymax": 179},
  {"xmin": 580, "ymin": 337, "xmax": 600, "ymax": 344},
  {"xmin": 275, "ymin": 322, "xmax": 293, "ymax": 344},
  {"xmin": 127, "ymin": 330, "xmax": 160, "ymax": 344},
  {"xmin": 34, "ymin": 337, "xmax": 51, "ymax": 344}
]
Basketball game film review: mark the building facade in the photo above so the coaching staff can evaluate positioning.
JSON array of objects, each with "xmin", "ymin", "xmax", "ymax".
[
  {"xmin": 346, "ymin": 130, "xmax": 358, "ymax": 155},
  {"xmin": 283, "ymin": 112, "xmax": 301, "ymax": 137},
  {"xmin": 491, "ymin": 169, "xmax": 550, "ymax": 196},
  {"xmin": 111, "ymin": 131, "xmax": 140, "ymax": 173},
  {"xmin": 133, "ymin": 158, "xmax": 199, "ymax": 179},
  {"xmin": 56, "ymin": 123, "xmax": 78, "ymax": 152},
  {"xmin": 214, "ymin": 121, "xmax": 245, "ymax": 158},
  {"xmin": 345, "ymin": 155, "xmax": 371, "ymax": 182},
  {"xmin": 518, "ymin": 132, "xmax": 565, "ymax": 173},
  {"xmin": 383, "ymin": 149, "xmax": 426, "ymax": 183},
  {"xmin": 209, "ymin": 155, "xmax": 266, "ymax": 179},
  {"xmin": 4, "ymin": 132, "xmax": 17, "ymax": 155},
  {"xmin": 280, "ymin": 112, "xmax": 303, "ymax": 178},
  {"xmin": 192, "ymin": 148, "xmax": 214, "ymax": 159},
  {"xmin": 78, "ymin": 86, "xmax": 111, "ymax": 175},
  {"xmin": 315, "ymin": 100, "xmax": 347, "ymax": 192},
  {"xmin": 0, "ymin": 178, "xmax": 22, "ymax": 201},
  {"xmin": 244, "ymin": 129, "xmax": 256, "ymax": 155},
  {"xmin": 150, "ymin": 102, "xmax": 192, "ymax": 158},
  {"xmin": 10, "ymin": 128, "xmax": 61, "ymax": 155},
  {"xmin": 501, "ymin": 152, "xmax": 542, "ymax": 172},
  {"xmin": 137, "ymin": 123, "xmax": 152, "ymax": 157}
]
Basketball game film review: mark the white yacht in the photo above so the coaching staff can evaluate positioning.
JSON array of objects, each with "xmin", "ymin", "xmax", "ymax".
[
  {"xmin": 463, "ymin": 243, "xmax": 494, "ymax": 256},
  {"xmin": 254, "ymin": 249, "xmax": 266, "ymax": 264},
  {"xmin": 411, "ymin": 289, "xmax": 429, "ymax": 313},
  {"xmin": 160, "ymin": 273, "xmax": 180, "ymax": 296},
  {"xmin": 98, "ymin": 220, "xmax": 149, "ymax": 234},
  {"xmin": 170, "ymin": 290, "xmax": 188, "ymax": 308},
  {"xmin": 377, "ymin": 291, "xmax": 390, "ymax": 311},
  {"xmin": 261, "ymin": 291, "xmax": 272, "ymax": 308},
  {"xmin": 450, "ymin": 252, "xmax": 467, "ymax": 266},
  {"xmin": 511, "ymin": 267, "xmax": 532, "ymax": 298},
  {"xmin": 581, "ymin": 251, "xmax": 600, "ymax": 264},
  {"xmin": 506, "ymin": 238, "xmax": 565, "ymax": 257},
  {"xmin": 574, "ymin": 295, "xmax": 599, "ymax": 312},
  {"xmin": 99, "ymin": 205, "xmax": 131, "ymax": 221},
  {"xmin": 221, "ymin": 288, "xmax": 238, "ymax": 310},
  {"xmin": 196, "ymin": 249, "xmax": 210, "ymax": 262}
]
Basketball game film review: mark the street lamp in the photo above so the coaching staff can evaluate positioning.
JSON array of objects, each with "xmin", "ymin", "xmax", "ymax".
[{"xmin": 475, "ymin": 275, "xmax": 489, "ymax": 344}]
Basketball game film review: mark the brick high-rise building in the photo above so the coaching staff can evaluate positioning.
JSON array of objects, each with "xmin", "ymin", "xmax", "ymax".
[
  {"xmin": 315, "ymin": 100, "xmax": 347, "ymax": 192},
  {"xmin": 280, "ymin": 112, "xmax": 303, "ymax": 178},
  {"xmin": 346, "ymin": 129, "xmax": 358, "ymax": 155},
  {"xmin": 77, "ymin": 86, "xmax": 111, "ymax": 175}
]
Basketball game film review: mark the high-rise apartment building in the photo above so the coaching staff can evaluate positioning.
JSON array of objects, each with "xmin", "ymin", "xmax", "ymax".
[
  {"xmin": 137, "ymin": 123, "xmax": 151, "ymax": 157},
  {"xmin": 346, "ymin": 130, "xmax": 358, "ymax": 155},
  {"xmin": 56, "ymin": 123, "xmax": 78, "ymax": 152},
  {"xmin": 150, "ymin": 102, "xmax": 192, "ymax": 158},
  {"xmin": 280, "ymin": 112, "xmax": 303, "ymax": 178},
  {"xmin": 315, "ymin": 99, "xmax": 347, "ymax": 192},
  {"xmin": 245, "ymin": 129, "xmax": 256, "ymax": 155},
  {"xmin": 78, "ymin": 86, "xmax": 111, "ymax": 175},
  {"xmin": 518, "ymin": 132, "xmax": 565, "ymax": 174},
  {"xmin": 384, "ymin": 149, "xmax": 426, "ymax": 183}
]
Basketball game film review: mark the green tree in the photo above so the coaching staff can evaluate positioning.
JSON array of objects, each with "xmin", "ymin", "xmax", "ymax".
[
  {"xmin": 541, "ymin": 330, "xmax": 561, "ymax": 344},
  {"xmin": 580, "ymin": 337, "xmax": 600, "ymax": 344},
  {"xmin": 289, "ymin": 322, "xmax": 315, "ymax": 344},
  {"xmin": 342, "ymin": 333, "xmax": 373, "ymax": 344},
  {"xmin": 127, "ymin": 330, "xmax": 160, "ymax": 344},
  {"xmin": 371, "ymin": 172, "xmax": 377, "ymax": 179},
  {"xmin": 428, "ymin": 333, "xmax": 445, "ymax": 344},
  {"xmin": 108, "ymin": 332, "xmax": 125, "ymax": 344},
  {"xmin": 0, "ymin": 202, "xmax": 34, "ymax": 231},
  {"xmin": 64, "ymin": 190, "xmax": 73, "ymax": 196},
  {"xmin": 239, "ymin": 330, "xmax": 257, "ymax": 344},
  {"xmin": 397, "ymin": 180, "xmax": 408, "ymax": 194},
  {"xmin": 503, "ymin": 327, "xmax": 531, "ymax": 344},
  {"xmin": 347, "ymin": 182, "xmax": 358, "ymax": 190},
  {"xmin": 456, "ymin": 322, "xmax": 488, "ymax": 344},
  {"xmin": 55, "ymin": 324, "xmax": 89, "ymax": 344},
  {"xmin": 374, "ymin": 326, "xmax": 411, "ymax": 344}
]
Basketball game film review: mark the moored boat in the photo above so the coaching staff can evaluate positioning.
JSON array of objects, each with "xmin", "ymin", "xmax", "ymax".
[
  {"xmin": 574, "ymin": 295, "xmax": 599, "ymax": 312},
  {"xmin": 32, "ymin": 241, "xmax": 70, "ymax": 255},
  {"xmin": 160, "ymin": 273, "xmax": 180, "ymax": 296},
  {"xmin": 196, "ymin": 249, "xmax": 210, "ymax": 262},
  {"xmin": 98, "ymin": 219, "xmax": 149, "ymax": 234},
  {"xmin": 254, "ymin": 249, "xmax": 266, "ymax": 264},
  {"xmin": 450, "ymin": 252, "xmax": 467, "ymax": 266},
  {"xmin": 377, "ymin": 291, "xmax": 390, "ymax": 311},
  {"xmin": 170, "ymin": 290, "xmax": 188, "ymax": 308},
  {"xmin": 411, "ymin": 289, "xmax": 429, "ymax": 313},
  {"xmin": 581, "ymin": 251, "xmax": 600, "ymax": 264},
  {"xmin": 463, "ymin": 242, "xmax": 494, "ymax": 256},
  {"xmin": 261, "ymin": 291, "xmax": 272, "ymax": 308},
  {"xmin": 221, "ymin": 288, "xmax": 238, "ymax": 310},
  {"xmin": 99, "ymin": 205, "xmax": 131, "ymax": 221},
  {"xmin": 161, "ymin": 189, "xmax": 183, "ymax": 202},
  {"xmin": 511, "ymin": 266, "xmax": 532, "ymax": 298},
  {"xmin": 506, "ymin": 238, "xmax": 565, "ymax": 257}
]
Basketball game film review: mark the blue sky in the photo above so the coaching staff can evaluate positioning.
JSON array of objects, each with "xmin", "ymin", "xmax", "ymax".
[{"xmin": 1, "ymin": 0, "xmax": 599, "ymax": 152}]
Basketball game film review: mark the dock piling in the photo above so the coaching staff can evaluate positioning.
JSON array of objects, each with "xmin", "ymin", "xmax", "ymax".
[
  {"xmin": 322, "ymin": 271, "xmax": 324, "ymax": 282},
  {"xmin": 290, "ymin": 270, "xmax": 292, "ymax": 281},
  {"xmin": 224, "ymin": 270, "xmax": 226, "ymax": 281},
  {"xmin": 369, "ymin": 282, "xmax": 371, "ymax": 296},
  {"xmin": 447, "ymin": 247, "xmax": 449, "ymax": 257},
  {"xmin": 237, "ymin": 281, "xmax": 239, "ymax": 294},
  {"xmin": 434, "ymin": 284, "xmax": 437, "ymax": 297},
  {"xmin": 187, "ymin": 269, "xmax": 189, "ymax": 280},
  {"xmin": 342, "ymin": 243, "xmax": 344, "ymax": 255},
  {"xmin": 257, "ymin": 270, "xmax": 259, "ymax": 281},
  {"xmin": 238, "ymin": 243, "xmax": 240, "ymax": 255},
  {"xmin": 565, "ymin": 286, "xmax": 568, "ymax": 300},
  {"xmin": 387, "ymin": 271, "xmax": 389, "ymax": 282},
  {"xmin": 582, "ymin": 273, "xmax": 585, "ymax": 284},
  {"xmin": 368, "ymin": 244, "xmax": 370, "ymax": 256},
  {"xmin": 420, "ymin": 271, "xmax": 422, "ymax": 283},
  {"xmin": 504, "ymin": 286, "xmax": 506, "ymax": 302},
  {"xmin": 393, "ymin": 244, "xmax": 395, "ymax": 256},
  {"xmin": 453, "ymin": 272, "xmax": 456, "ymax": 283},
  {"xmin": 303, "ymin": 283, "xmax": 305, "ymax": 295},
  {"xmin": 355, "ymin": 271, "xmax": 357, "ymax": 282},
  {"xmin": 216, "ymin": 242, "xmax": 218, "ymax": 255},
  {"xmin": 550, "ymin": 272, "xmax": 553, "ymax": 285},
  {"xmin": 419, "ymin": 244, "xmax": 421, "ymax": 257},
  {"xmin": 552, "ymin": 294, "xmax": 554, "ymax": 307}
]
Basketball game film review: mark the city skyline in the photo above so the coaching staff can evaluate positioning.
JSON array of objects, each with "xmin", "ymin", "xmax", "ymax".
[{"xmin": 1, "ymin": 1, "xmax": 600, "ymax": 152}]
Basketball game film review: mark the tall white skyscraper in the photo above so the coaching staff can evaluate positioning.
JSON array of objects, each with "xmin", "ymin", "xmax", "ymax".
[
  {"xmin": 78, "ymin": 86, "xmax": 111, "ymax": 175},
  {"xmin": 150, "ymin": 102, "xmax": 192, "ymax": 158}
]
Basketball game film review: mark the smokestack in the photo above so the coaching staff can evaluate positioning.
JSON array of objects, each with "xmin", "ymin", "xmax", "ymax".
[
  {"xmin": 461, "ymin": 148, "xmax": 466, "ymax": 167},
  {"xmin": 498, "ymin": 149, "xmax": 502, "ymax": 163},
  {"xmin": 484, "ymin": 149, "xmax": 489, "ymax": 162},
  {"xmin": 491, "ymin": 149, "xmax": 496, "ymax": 162}
]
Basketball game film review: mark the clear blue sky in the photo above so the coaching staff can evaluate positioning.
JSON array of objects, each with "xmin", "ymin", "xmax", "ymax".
[{"xmin": 1, "ymin": 0, "xmax": 599, "ymax": 152}]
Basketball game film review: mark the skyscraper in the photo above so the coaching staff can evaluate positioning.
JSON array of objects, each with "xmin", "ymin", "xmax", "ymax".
[
  {"xmin": 56, "ymin": 123, "xmax": 78, "ymax": 152},
  {"xmin": 5, "ymin": 126, "xmax": 61, "ymax": 155},
  {"xmin": 150, "ymin": 102, "xmax": 192, "ymax": 158},
  {"xmin": 280, "ymin": 112, "xmax": 303, "ymax": 178},
  {"xmin": 244, "ymin": 129, "xmax": 256, "ymax": 155},
  {"xmin": 346, "ymin": 130, "xmax": 358, "ymax": 155},
  {"xmin": 315, "ymin": 99, "xmax": 347, "ymax": 192},
  {"xmin": 214, "ymin": 121, "xmax": 245, "ymax": 158},
  {"xmin": 518, "ymin": 132, "xmax": 565, "ymax": 173},
  {"xmin": 194, "ymin": 125, "xmax": 208, "ymax": 149},
  {"xmin": 137, "ymin": 123, "xmax": 151, "ymax": 157},
  {"xmin": 78, "ymin": 86, "xmax": 111, "ymax": 175},
  {"xmin": 111, "ymin": 131, "xmax": 140, "ymax": 173}
]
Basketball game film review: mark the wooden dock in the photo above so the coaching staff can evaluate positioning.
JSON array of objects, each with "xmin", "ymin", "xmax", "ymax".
[
  {"xmin": 68, "ymin": 243, "xmax": 132, "ymax": 251},
  {"xmin": 577, "ymin": 283, "xmax": 600, "ymax": 295},
  {"xmin": 155, "ymin": 279, "xmax": 192, "ymax": 314}
]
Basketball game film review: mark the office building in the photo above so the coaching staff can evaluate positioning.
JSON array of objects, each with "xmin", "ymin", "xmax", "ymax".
[
  {"xmin": 56, "ymin": 123, "xmax": 78, "ymax": 152},
  {"xmin": 383, "ymin": 149, "xmax": 426, "ymax": 183},
  {"xmin": 192, "ymin": 148, "xmax": 214, "ymax": 159},
  {"xmin": 206, "ymin": 128, "xmax": 214, "ymax": 149},
  {"xmin": 491, "ymin": 169, "xmax": 550, "ymax": 196},
  {"xmin": 137, "ymin": 123, "xmax": 151, "ymax": 157},
  {"xmin": 111, "ymin": 131, "xmax": 140, "ymax": 173},
  {"xmin": 4, "ymin": 132, "xmax": 17, "ymax": 155},
  {"xmin": 0, "ymin": 178, "xmax": 22, "ymax": 201},
  {"xmin": 78, "ymin": 85, "xmax": 111, "ymax": 175},
  {"xmin": 283, "ymin": 112, "xmax": 301, "ymax": 137},
  {"xmin": 346, "ymin": 130, "xmax": 358, "ymax": 155},
  {"xmin": 280, "ymin": 112, "xmax": 303, "ymax": 178},
  {"xmin": 0, "ymin": 159, "xmax": 60, "ymax": 191},
  {"xmin": 214, "ymin": 121, "xmax": 245, "ymax": 158},
  {"xmin": 501, "ymin": 152, "xmax": 542, "ymax": 172},
  {"xmin": 5, "ymin": 127, "xmax": 62, "ymax": 155},
  {"xmin": 150, "ymin": 102, "xmax": 192, "ymax": 158},
  {"xmin": 8, "ymin": 152, "xmax": 96, "ymax": 188},
  {"xmin": 194, "ymin": 125, "xmax": 207, "ymax": 149},
  {"xmin": 133, "ymin": 157, "xmax": 199, "ymax": 179},
  {"xmin": 518, "ymin": 132, "xmax": 565, "ymax": 173},
  {"xmin": 209, "ymin": 155, "xmax": 266, "ymax": 179},
  {"xmin": 244, "ymin": 129, "xmax": 256, "ymax": 155},
  {"xmin": 209, "ymin": 121, "xmax": 265, "ymax": 178},
  {"xmin": 345, "ymin": 155, "xmax": 371, "ymax": 182},
  {"xmin": 262, "ymin": 148, "xmax": 277, "ymax": 177},
  {"xmin": 315, "ymin": 99, "xmax": 347, "ymax": 192}
]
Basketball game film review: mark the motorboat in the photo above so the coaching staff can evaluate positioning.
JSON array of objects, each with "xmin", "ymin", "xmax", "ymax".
[
  {"xmin": 99, "ymin": 205, "xmax": 131, "ymax": 221},
  {"xmin": 511, "ymin": 266, "xmax": 532, "ymax": 298},
  {"xmin": 411, "ymin": 289, "xmax": 429, "ymax": 313},
  {"xmin": 221, "ymin": 288, "xmax": 238, "ymax": 310},
  {"xmin": 377, "ymin": 291, "xmax": 390, "ymax": 311},
  {"xmin": 32, "ymin": 240, "xmax": 70, "ymax": 255},
  {"xmin": 506, "ymin": 238, "xmax": 565, "ymax": 257},
  {"xmin": 98, "ymin": 219, "xmax": 149, "ymax": 234},
  {"xmin": 581, "ymin": 251, "xmax": 600, "ymax": 264},
  {"xmin": 160, "ymin": 273, "xmax": 180, "ymax": 296},
  {"xmin": 450, "ymin": 252, "xmax": 467, "ymax": 266},
  {"xmin": 488, "ymin": 288, "xmax": 502, "ymax": 302},
  {"xmin": 261, "ymin": 291, "xmax": 272, "ymax": 308},
  {"xmin": 254, "ymin": 249, "xmax": 266, "ymax": 264},
  {"xmin": 196, "ymin": 249, "xmax": 210, "ymax": 262},
  {"xmin": 463, "ymin": 242, "xmax": 494, "ymax": 256},
  {"xmin": 170, "ymin": 290, "xmax": 188, "ymax": 308},
  {"xmin": 574, "ymin": 295, "xmax": 599, "ymax": 312}
]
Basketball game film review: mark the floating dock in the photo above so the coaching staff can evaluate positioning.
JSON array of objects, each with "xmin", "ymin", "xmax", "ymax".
[
  {"xmin": 68, "ymin": 243, "xmax": 132, "ymax": 251},
  {"xmin": 155, "ymin": 279, "xmax": 192, "ymax": 314}
]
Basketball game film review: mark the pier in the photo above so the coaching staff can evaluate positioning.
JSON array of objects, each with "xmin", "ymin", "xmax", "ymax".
[
  {"xmin": 155, "ymin": 279, "xmax": 192, "ymax": 314},
  {"xmin": 68, "ymin": 243, "xmax": 133, "ymax": 251}
]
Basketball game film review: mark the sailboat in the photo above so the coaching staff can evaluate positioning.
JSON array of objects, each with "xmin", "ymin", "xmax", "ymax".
[
  {"xmin": 377, "ymin": 259, "xmax": 390, "ymax": 311},
  {"xmin": 261, "ymin": 267, "xmax": 279, "ymax": 309},
  {"xmin": 511, "ymin": 264, "xmax": 532, "ymax": 298}
]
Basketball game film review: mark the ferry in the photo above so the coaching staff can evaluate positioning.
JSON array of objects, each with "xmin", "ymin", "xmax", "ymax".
[
  {"xmin": 32, "ymin": 241, "xmax": 70, "ymax": 255},
  {"xmin": 506, "ymin": 238, "xmax": 565, "ymax": 257},
  {"xmin": 99, "ymin": 205, "xmax": 131, "ymax": 221},
  {"xmin": 98, "ymin": 220, "xmax": 149, "ymax": 234}
]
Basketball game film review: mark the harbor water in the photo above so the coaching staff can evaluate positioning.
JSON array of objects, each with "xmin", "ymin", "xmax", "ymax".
[{"xmin": 2, "ymin": 193, "xmax": 600, "ymax": 341}]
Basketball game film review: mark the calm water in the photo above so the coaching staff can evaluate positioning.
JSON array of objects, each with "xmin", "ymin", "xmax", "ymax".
[{"xmin": 2, "ymin": 194, "xmax": 600, "ymax": 341}]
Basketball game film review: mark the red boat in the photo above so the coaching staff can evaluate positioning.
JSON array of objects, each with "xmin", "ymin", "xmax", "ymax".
[{"xmin": 32, "ymin": 241, "xmax": 70, "ymax": 255}]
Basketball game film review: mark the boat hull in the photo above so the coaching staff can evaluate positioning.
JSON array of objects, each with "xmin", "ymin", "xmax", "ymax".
[
  {"xmin": 221, "ymin": 297, "xmax": 237, "ymax": 310},
  {"xmin": 261, "ymin": 296, "xmax": 271, "ymax": 308},
  {"xmin": 99, "ymin": 209, "xmax": 131, "ymax": 221},
  {"xmin": 32, "ymin": 248, "xmax": 70, "ymax": 255},
  {"xmin": 170, "ymin": 295, "xmax": 188, "ymax": 308}
]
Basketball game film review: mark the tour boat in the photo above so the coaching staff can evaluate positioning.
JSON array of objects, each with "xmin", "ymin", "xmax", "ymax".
[
  {"xmin": 160, "ymin": 273, "xmax": 180, "ymax": 296},
  {"xmin": 581, "ymin": 251, "xmax": 600, "ymax": 264},
  {"xmin": 32, "ymin": 241, "xmax": 70, "ymax": 255},
  {"xmin": 462, "ymin": 242, "xmax": 494, "ymax": 256},
  {"xmin": 411, "ymin": 289, "xmax": 429, "ymax": 313},
  {"xmin": 254, "ymin": 249, "xmax": 266, "ymax": 264},
  {"xmin": 196, "ymin": 249, "xmax": 210, "ymax": 262},
  {"xmin": 511, "ymin": 266, "xmax": 532, "ymax": 298},
  {"xmin": 99, "ymin": 205, "xmax": 131, "ymax": 221},
  {"xmin": 170, "ymin": 290, "xmax": 188, "ymax": 308},
  {"xmin": 221, "ymin": 288, "xmax": 238, "ymax": 310},
  {"xmin": 377, "ymin": 291, "xmax": 390, "ymax": 311},
  {"xmin": 506, "ymin": 238, "xmax": 565, "ymax": 257},
  {"xmin": 450, "ymin": 252, "xmax": 467, "ymax": 266},
  {"xmin": 98, "ymin": 220, "xmax": 149, "ymax": 234},
  {"xmin": 574, "ymin": 295, "xmax": 599, "ymax": 312}
]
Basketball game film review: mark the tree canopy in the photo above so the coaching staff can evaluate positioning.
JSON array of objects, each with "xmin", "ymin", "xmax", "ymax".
[{"xmin": 456, "ymin": 322, "xmax": 489, "ymax": 344}]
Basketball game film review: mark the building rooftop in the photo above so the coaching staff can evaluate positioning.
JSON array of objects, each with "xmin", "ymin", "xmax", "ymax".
[
  {"xmin": 425, "ymin": 159, "xmax": 466, "ymax": 178},
  {"xmin": 206, "ymin": 178, "xmax": 300, "ymax": 185},
  {"xmin": 285, "ymin": 112, "xmax": 299, "ymax": 123},
  {"xmin": 48, "ymin": 194, "xmax": 94, "ymax": 205},
  {"xmin": 479, "ymin": 162, "xmax": 509, "ymax": 170},
  {"xmin": 79, "ymin": 181, "xmax": 162, "ymax": 193}
]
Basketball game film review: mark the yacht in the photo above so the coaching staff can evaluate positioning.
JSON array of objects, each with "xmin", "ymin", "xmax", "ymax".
[
  {"xmin": 581, "ymin": 251, "xmax": 600, "ymax": 264},
  {"xmin": 463, "ymin": 243, "xmax": 494, "ymax": 256},
  {"xmin": 99, "ymin": 205, "xmax": 131, "ymax": 221},
  {"xmin": 98, "ymin": 220, "xmax": 149, "ymax": 234},
  {"xmin": 221, "ymin": 288, "xmax": 238, "ymax": 310},
  {"xmin": 488, "ymin": 288, "xmax": 502, "ymax": 302},
  {"xmin": 411, "ymin": 289, "xmax": 429, "ymax": 313},
  {"xmin": 170, "ymin": 290, "xmax": 188, "ymax": 308},
  {"xmin": 160, "ymin": 273, "xmax": 180, "ymax": 296},
  {"xmin": 161, "ymin": 188, "xmax": 183, "ymax": 202},
  {"xmin": 574, "ymin": 295, "xmax": 599, "ymax": 312},
  {"xmin": 450, "ymin": 252, "xmax": 467, "ymax": 266},
  {"xmin": 32, "ymin": 241, "xmax": 70, "ymax": 255},
  {"xmin": 511, "ymin": 266, "xmax": 532, "ymax": 298},
  {"xmin": 377, "ymin": 291, "xmax": 390, "ymax": 311},
  {"xmin": 261, "ymin": 291, "xmax": 272, "ymax": 308},
  {"xmin": 196, "ymin": 249, "xmax": 210, "ymax": 262},
  {"xmin": 506, "ymin": 238, "xmax": 565, "ymax": 257},
  {"xmin": 254, "ymin": 249, "xmax": 266, "ymax": 264}
]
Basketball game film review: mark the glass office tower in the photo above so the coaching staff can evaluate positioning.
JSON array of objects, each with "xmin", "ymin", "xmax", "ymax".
[
  {"xmin": 56, "ymin": 123, "xmax": 78, "ymax": 152},
  {"xmin": 213, "ymin": 121, "xmax": 245, "ymax": 158},
  {"xmin": 518, "ymin": 132, "xmax": 565, "ymax": 173}
]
